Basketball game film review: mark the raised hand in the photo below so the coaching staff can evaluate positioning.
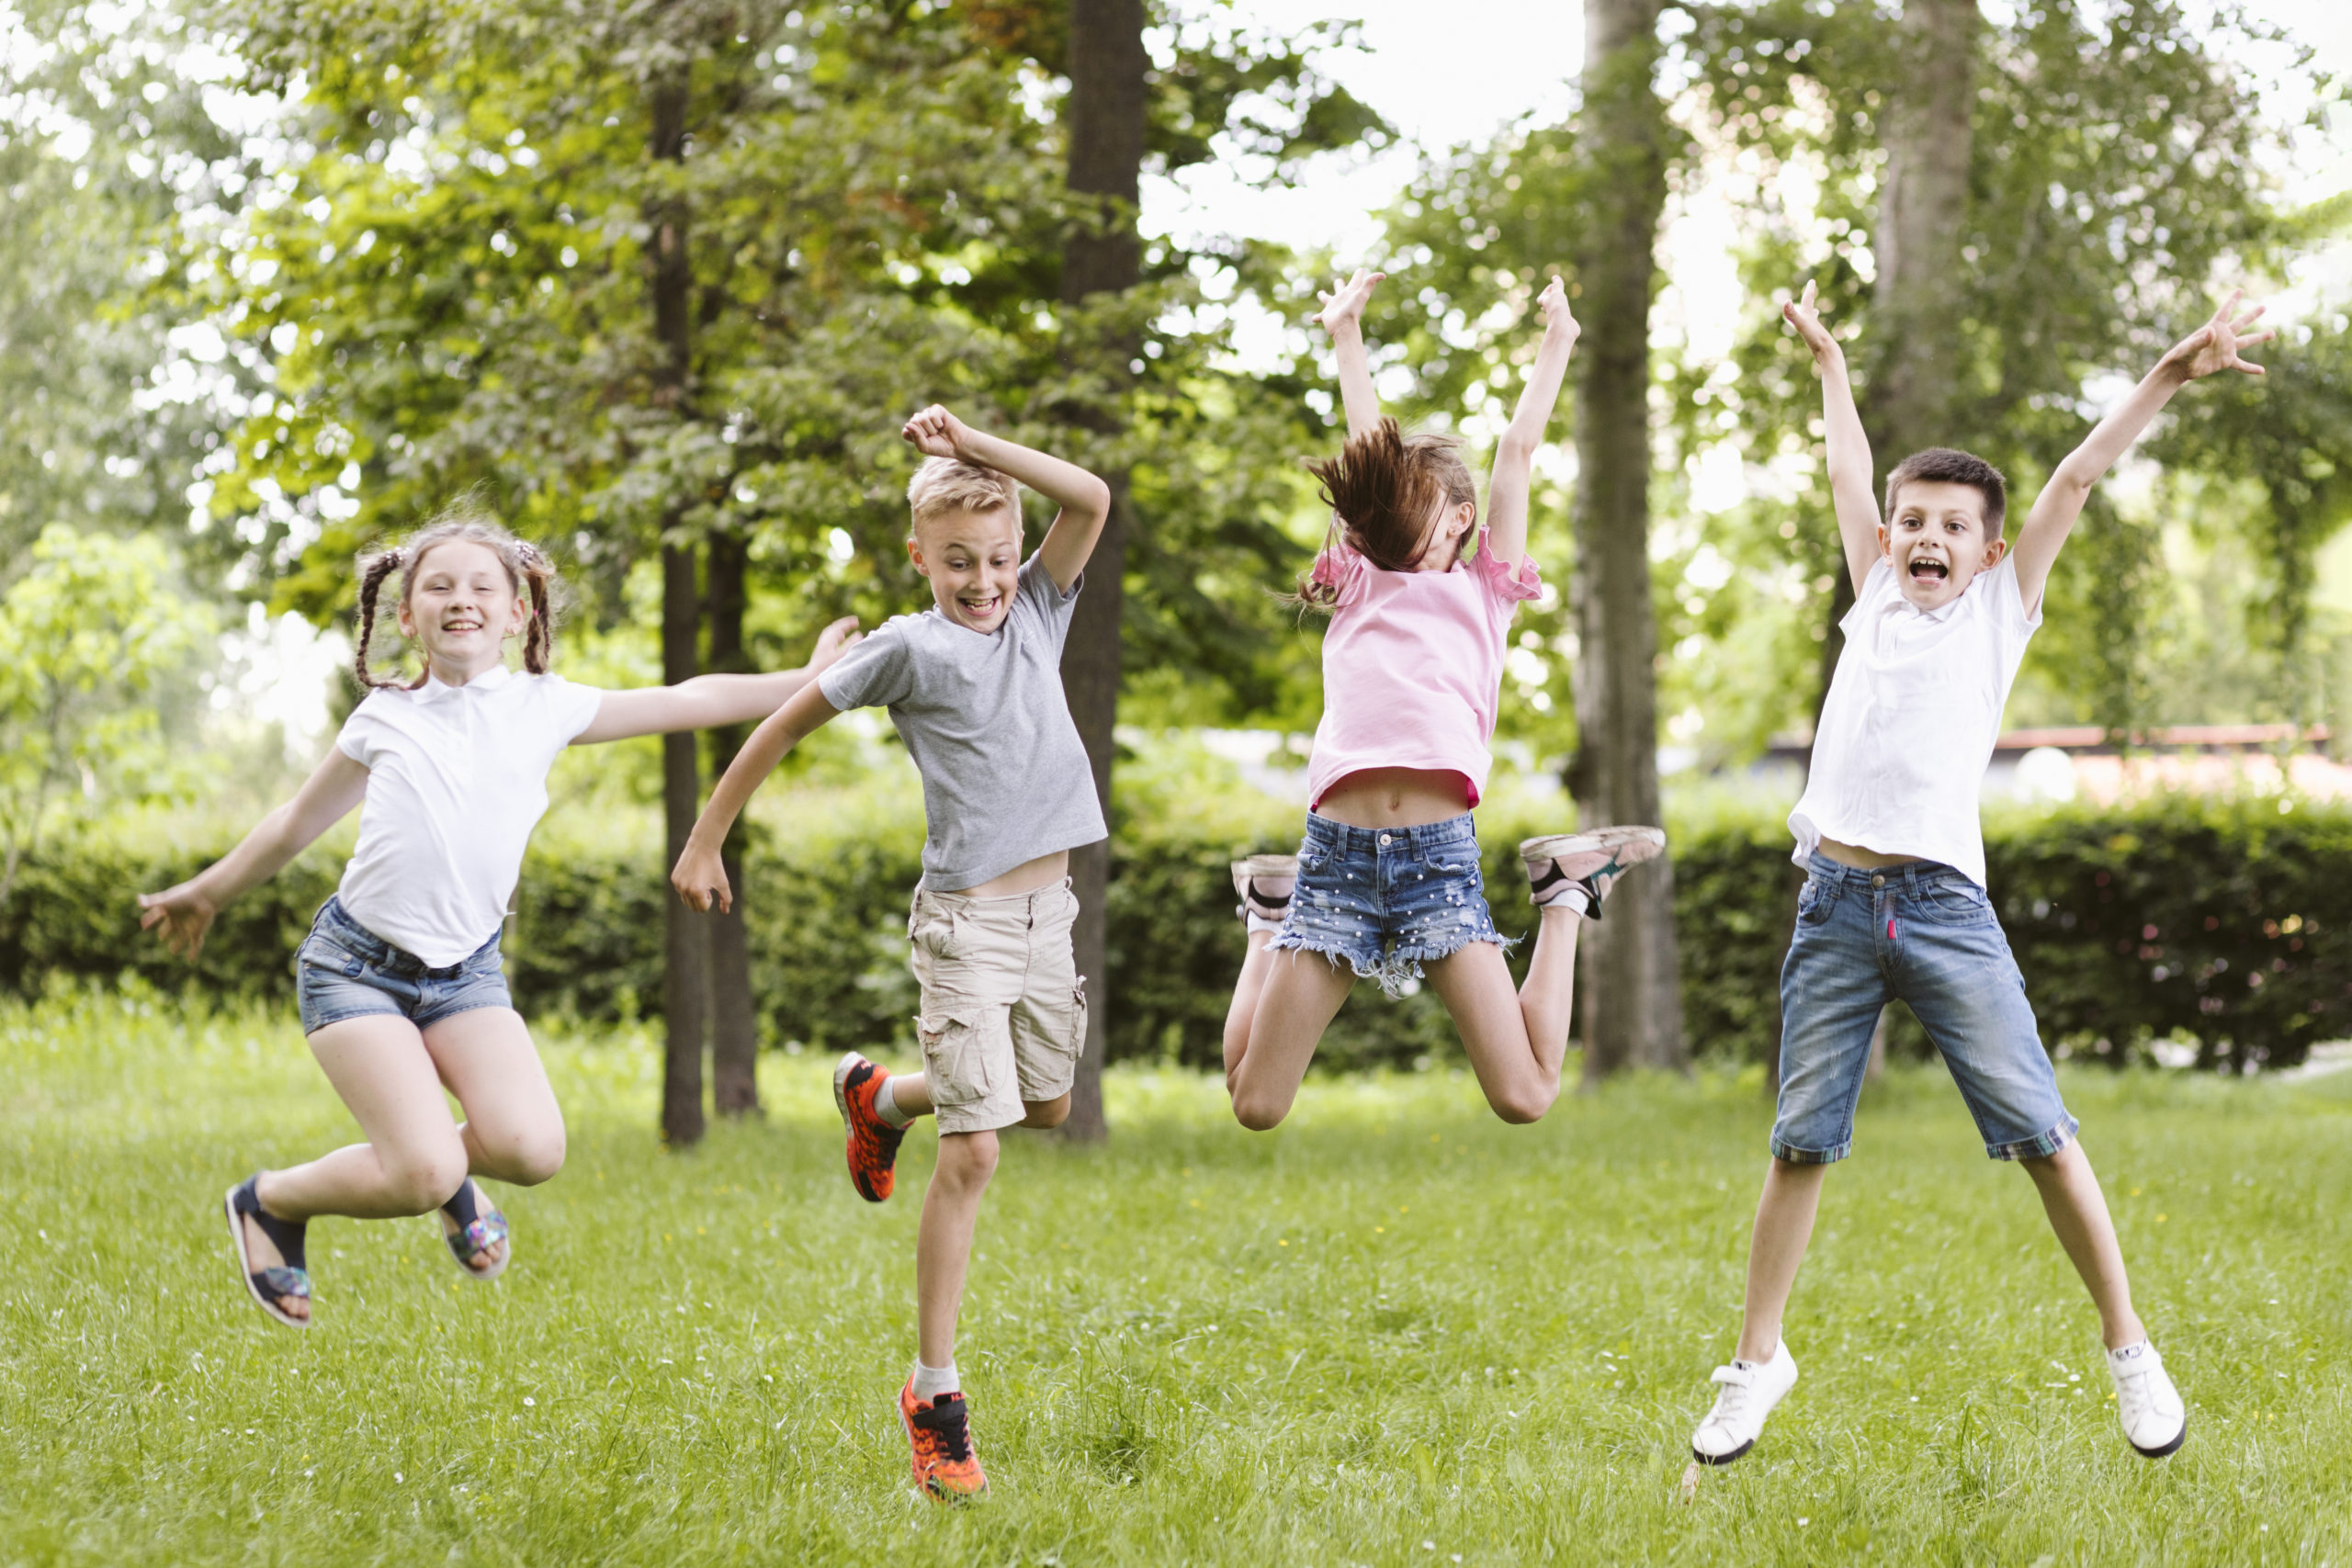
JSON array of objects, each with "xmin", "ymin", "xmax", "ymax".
[
  {"xmin": 1534, "ymin": 274, "xmax": 1578, "ymax": 341},
  {"xmin": 1315, "ymin": 267, "xmax": 1384, "ymax": 336},
  {"xmin": 2157, "ymin": 289, "xmax": 2272, "ymax": 383},
  {"xmin": 1781, "ymin": 279, "xmax": 1840, "ymax": 365},
  {"xmin": 900, "ymin": 404, "xmax": 970, "ymax": 460},
  {"xmin": 137, "ymin": 882, "xmax": 218, "ymax": 961},
  {"xmin": 807, "ymin": 615, "xmax": 863, "ymax": 672}
]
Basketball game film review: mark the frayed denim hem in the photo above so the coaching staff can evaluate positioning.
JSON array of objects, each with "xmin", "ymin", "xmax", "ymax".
[
  {"xmin": 1985, "ymin": 1115, "xmax": 2079, "ymax": 1163},
  {"xmin": 1269, "ymin": 930, "xmax": 1513, "ymax": 1000}
]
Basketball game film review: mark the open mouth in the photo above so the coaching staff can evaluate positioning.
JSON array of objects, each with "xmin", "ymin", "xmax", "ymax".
[
  {"xmin": 958, "ymin": 595, "xmax": 1002, "ymax": 620},
  {"xmin": 1907, "ymin": 558, "xmax": 1949, "ymax": 584}
]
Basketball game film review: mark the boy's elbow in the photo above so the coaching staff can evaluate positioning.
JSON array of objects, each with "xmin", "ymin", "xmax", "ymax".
[{"xmin": 1083, "ymin": 476, "xmax": 1114, "ymax": 522}]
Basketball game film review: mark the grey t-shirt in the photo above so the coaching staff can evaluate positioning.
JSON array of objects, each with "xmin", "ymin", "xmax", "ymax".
[{"xmin": 819, "ymin": 552, "xmax": 1106, "ymax": 890}]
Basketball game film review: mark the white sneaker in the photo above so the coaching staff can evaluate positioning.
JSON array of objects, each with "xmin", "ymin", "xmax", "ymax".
[
  {"xmin": 1690, "ymin": 1339, "xmax": 1798, "ymax": 1465},
  {"xmin": 2108, "ymin": 1340, "xmax": 2187, "ymax": 1457},
  {"xmin": 1518, "ymin": 827, "xmax": 1666, "ymax": 919},
  {"xmin": 1231, "ymin": 854, "xmax": 1296, "ymax": 923}
]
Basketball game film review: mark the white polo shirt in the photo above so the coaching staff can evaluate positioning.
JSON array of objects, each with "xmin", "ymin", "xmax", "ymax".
[
  {"xmin": 1790, "ymin": 554, "xmax": 2041, "ymax": 890},
  {"xmin": 333, "ymin": 667, "xmax": 605, "ymax": 965}
]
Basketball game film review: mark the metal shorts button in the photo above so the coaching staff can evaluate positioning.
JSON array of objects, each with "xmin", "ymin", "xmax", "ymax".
[
  {"xmin": 1871, "ymin": 874, "xmax": 1885, "ymax": 888},
  {"xmin": 1379, "ymin": 832, "xmax": 1392, "ymax": 847}
]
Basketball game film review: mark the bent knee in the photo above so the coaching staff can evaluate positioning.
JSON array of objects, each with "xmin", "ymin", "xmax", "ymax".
[
  {"xmin": 1020, "ymin": 1100, "xmax": 1070, "ymax": 1131},
  {"xmin": 1490, "ymin": 1084, "xmax": 1558, "ymax": 1125},
  {"xmin": 1232, "ymin": 1095, "xmax": 1291, "ymax": 1133},
  {"xmin": 934, "ymin": 1132, "xmax": 1000, "ymax": 1187},
  {"xmin": 386, "ymin": 1153, "xmax": 469, "ymax": 1214},
  {"xmin": 503, "ymin": 1133, "xmax": 567, "ymax": 1187}
]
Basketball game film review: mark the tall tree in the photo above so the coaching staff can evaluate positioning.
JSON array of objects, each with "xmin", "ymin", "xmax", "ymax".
[
  {"xmin": 1053, "ymin": 0, "xmax": 1149, "ymax": 1142},
  {"xmin": 1569, "ymin": 0, "xmax": 1684, "ymax": 1075},
  {"xmin": 706, "ymin": 526, "xmax": 760, "ymax": 1115}
]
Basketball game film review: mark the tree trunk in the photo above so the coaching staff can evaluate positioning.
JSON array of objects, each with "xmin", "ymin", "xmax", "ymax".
[
  {"xmin": 1813, "ymin": 0, "xmax": 1977, "ymax": 727},
  {"xmin": 1053, "ymin": 0, "xmax": 1148, "ymax": 1143},
  {"xmin": 706, "ymin": 526, "xmax": 759, "ymax": 1117},
  {"xmin": 651, "ymin": 72, "xmax": 707, "ymax": 1148},
  {"xmin": 1570, "ymin": 0, "xmax": 1683, "ymax": 1077}
]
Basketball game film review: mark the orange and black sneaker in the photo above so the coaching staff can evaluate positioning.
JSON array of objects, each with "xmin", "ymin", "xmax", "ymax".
[
  {"xmin": 831, "ymin": 1051, "xmax": 907, "ymax": 1203},
  {"xmin": 899, "ymin": 1381, "xmax": 988, "ymax": 1501}
]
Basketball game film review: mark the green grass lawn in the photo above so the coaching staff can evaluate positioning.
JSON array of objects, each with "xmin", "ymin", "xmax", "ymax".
[{"xmin": 5, "ymin": 986, "xmax": 2350, "ymax": 1566}]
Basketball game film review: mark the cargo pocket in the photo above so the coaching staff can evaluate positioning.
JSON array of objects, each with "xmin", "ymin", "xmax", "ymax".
[{"xmin": 915, "ymin": 1010, "xmax": 990, "ymax": 1109}]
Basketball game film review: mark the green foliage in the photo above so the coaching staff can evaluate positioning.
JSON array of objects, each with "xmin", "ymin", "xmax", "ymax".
[
  {"xmin": 12, "ymin": 784, "xmax": 2344, "ymax": 1072},
  {"xmin": 0, "ymin": 524, "xmax": 217, "ymax": 903},
  {"xmin": 6, "ymin": 993, "xmax": 2352, "ymax": 1562}
]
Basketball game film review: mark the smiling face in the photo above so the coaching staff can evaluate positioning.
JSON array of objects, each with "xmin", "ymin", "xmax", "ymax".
[
  {"xmin": 396, "ymin": 538, "xmax": 527, "ymax": 678},
  {"xmin": 1880, "ymin": 479, "xmax": 2005, "ymax": 611},
  {"xmin": 909, "ymin": 505, "xmax": 1023, "ymax": 633}
]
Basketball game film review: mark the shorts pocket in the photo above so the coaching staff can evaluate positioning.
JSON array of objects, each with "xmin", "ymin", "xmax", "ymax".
[
  {"xmin": 297, "ymin": 931, "xmax": 367, "ymax": 979},
  {"xmin": 1796, "ymin": 878, "xmax": 1836, "ymax": 925},
  {"xmin": 1915, "ymin": 881, "xmax": 1994, "ymax": 925},
  {"xmin": 916, "ymin": 1010, "xmax": 990, "ymax": 1107},
  {"xmin": 908, "ymin": 904, "xmax": 963, "ymax": 961}
]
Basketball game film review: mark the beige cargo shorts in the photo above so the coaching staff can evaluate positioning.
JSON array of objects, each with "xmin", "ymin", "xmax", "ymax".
[{"xmin": 906, "ymin": 877, "xmax": 1089, "ymax": 1135}]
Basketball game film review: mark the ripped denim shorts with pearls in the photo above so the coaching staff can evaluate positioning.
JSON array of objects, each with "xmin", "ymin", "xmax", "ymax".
[{"xmin": 1271, "ymin": 811, "xmax": 1508, "ymax": 998}]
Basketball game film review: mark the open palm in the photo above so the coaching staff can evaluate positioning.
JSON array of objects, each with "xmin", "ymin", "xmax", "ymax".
[{"xmin": 2161, "ymin": 289, "xmax": 2271, "ymax": 381}]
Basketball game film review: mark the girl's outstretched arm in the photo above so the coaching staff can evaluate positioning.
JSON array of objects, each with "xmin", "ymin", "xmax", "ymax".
[
  {"xmin": 137, "ymin": 749, "xmax": 371, "ymax": 958},
  {"xmin": 572, "ymin": 616, "xmax": 862, "ymax": 744},
  {"xmin": 670, "ymin": 679, "xmax": 842, "ymax": 913},
  {"xmin": 1316, "ymin": 268, "xmax": 1385, "ymax": 442},
  {"xmin": 1482, "ymin": 276, "xmax": 1578, "ymax": 572}
]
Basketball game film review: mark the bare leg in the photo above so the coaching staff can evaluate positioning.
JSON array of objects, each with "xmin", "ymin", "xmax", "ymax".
[
  {"xmin": 1227, "ymin": 952, "xmax": 1356, "ymax": 1130},
  {"xmin": 1423, "ymin": 909, "xmax": 1583, "ymax": 1123},
  {"xmin": 423, "ymin": 1005, "xmax": 565, "ymax": 1271},
  {"xmin": 2022, "ymin": 1142, "xmax": 2146, "ymax": 1350},
  {"xmin": 916, "ymin": 1130, "xmax": 1000, "ymax": 1368},
  {"xmin": 1736, "ymin": 1157, "xmax": 1829, "ymax": 1361},
  {"xmin": 1221, "ymin": 930, "xmax": 1277, "ymax": 1085}
]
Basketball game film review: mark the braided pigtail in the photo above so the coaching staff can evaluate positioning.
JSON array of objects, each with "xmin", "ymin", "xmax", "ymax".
[
  {"xmin": 515, "ymin": 541, "xmax": 556, "ymax": 674},
  {"xmin": 352, "ymin": 547, "xmax": 405, "ymax": 690}
]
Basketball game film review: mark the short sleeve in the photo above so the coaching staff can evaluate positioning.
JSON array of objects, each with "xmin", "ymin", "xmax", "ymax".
[
  {"xmin": 540, "ymin": 674, "xmax": 605, "ymax": 743},
  {"xmin": 334, "ymin": 694, "xmax": 389, "ymax": 765},
  {"xmin": 1991, "ymin": 556, "xmax": 2042, "ymax": 631},
  {"xmin": 819, "ymin": 618, "xmax": 917, "ymax": 712},
  {"xmin": 1309, "ymin": 538, "xmax": 1368, "ymax": 608},
  {"xmin": 1015, "ymin": 552, "xmax": 1081, "ymax": 649},
  {"xmin": 1840, "ymin": 558, "xmax": 1896, "ymax": 636},
  {"xmin": 1473, "ymin": 547, "xmax": 1543, "ymax": 605}
]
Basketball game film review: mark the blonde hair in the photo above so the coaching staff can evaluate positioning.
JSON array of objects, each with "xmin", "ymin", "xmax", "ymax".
[
  {"xmin": 353, "ymin": 501, "xmax": 560, "ymax": 690},
  {"xmin": 1293, "ymin": 419, "xmax": 1479, "ymax": 608},
  {"xmin": 907, "ymin": 457, "xmax": 1022, "ymax": 538}
]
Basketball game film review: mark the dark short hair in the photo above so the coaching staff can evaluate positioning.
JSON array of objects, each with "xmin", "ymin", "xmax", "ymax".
[{"xmin": 1884, "ymin": 446, "xmax": 2007, "ymax": 539}]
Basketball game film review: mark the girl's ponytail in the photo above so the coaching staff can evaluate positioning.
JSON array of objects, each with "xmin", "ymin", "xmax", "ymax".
[
  {"xmin": 515, "ymin": 541, "xmax": 556, "ymax": 675},
  {"xmin": 1287, "ymin": 419, "xmax": 1480, "ymax": 610},
  {"xmin": 353, "ymin": 547, "xmax": 407, "ymax": 691}
]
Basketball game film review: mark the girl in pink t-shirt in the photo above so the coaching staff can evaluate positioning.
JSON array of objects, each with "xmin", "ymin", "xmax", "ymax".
[{"xmin": 1220, "ymin": 270, "xmax": 1664, "ymax": 1131}]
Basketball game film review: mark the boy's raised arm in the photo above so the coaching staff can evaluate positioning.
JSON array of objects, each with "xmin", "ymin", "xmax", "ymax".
[
  {"xmin": 2009, "ymin": 290, "xmax": 2270, "ymax": 617},
  {"xmin": 1784, "ymin": 282, "xmax": 1883, "ymax": 598},
  {"xmin": 1315, "ymin": 268, "xmax": 1385, "ymax": 443},
  {"xmin": 902, "ymin": 405, "xmax": 1111, "ymax": 595},
  {"xmin": 1483, "ymin": 276, "xmax": 1578, "ymax": 572}
]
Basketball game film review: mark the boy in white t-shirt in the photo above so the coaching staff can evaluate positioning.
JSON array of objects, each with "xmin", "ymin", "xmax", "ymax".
[{"xmin": 1687, "ymin": 283, "xmax": 2272, "ymax": 1468}]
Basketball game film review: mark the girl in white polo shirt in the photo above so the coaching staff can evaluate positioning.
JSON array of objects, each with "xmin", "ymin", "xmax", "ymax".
[{"xmin": 139, "ymin": 509, "xmax": 856, "ymax": 1328}]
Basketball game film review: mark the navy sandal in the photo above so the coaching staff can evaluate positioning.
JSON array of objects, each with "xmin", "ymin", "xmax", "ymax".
[
  {"xmin": 224, "ymin": 1175, "xmax": 311, "ymax": 1329},
  {"xmin": 440, "ymin": 1179, "xmax": 511, "ymax": 1282}
]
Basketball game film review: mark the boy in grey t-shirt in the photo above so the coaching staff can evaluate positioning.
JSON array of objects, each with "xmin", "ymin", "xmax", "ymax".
[{"xmin": 672, "ymin": 403, "xmax": 1112, "ymax": 1503}]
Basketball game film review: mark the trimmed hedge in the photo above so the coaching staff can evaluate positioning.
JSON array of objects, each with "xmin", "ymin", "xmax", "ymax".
[{"xmin": 6, "ymin": 792, "xmax": 2345, "ymax": 1070}]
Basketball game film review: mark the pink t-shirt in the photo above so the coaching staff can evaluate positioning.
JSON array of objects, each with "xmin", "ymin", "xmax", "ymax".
[{"xmin": 1305, "ymin": 538, "xmax": 1544, "ymax": 809}]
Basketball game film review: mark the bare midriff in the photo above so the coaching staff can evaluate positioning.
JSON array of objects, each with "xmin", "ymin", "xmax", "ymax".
[
  {"xmin": 1314, "ymin": 766, "xmax": 1472, "ymax": 830},
  {"xmin": 959, "ymin": 849, "xmax": 1070, "ymax": 898},
  {"xmin": 1816, "ymin": 835, "xmax": 1924, "ymax": 870}
]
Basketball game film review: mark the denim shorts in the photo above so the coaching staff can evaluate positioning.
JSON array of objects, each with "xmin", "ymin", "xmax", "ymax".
[
  {"xmin": 1774, "ymin": 853, "xmax": 2077, "ymax": 1164},
  {"xmin": 1271, "ymin": 811, "xmax": 1508, "ymax": 998},
  {"xmin": 295, "ymin": 896, "xmax": 514, "ymax": 1035}
]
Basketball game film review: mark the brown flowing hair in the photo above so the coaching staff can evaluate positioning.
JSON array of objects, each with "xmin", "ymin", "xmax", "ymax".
[
  {"xmin": 1291, "ymin": 418, "xmax": 1478, "ymax": 611},
  {"xmin": 352, "ymin": 502, "xmax": 560, "ymax": 691}
]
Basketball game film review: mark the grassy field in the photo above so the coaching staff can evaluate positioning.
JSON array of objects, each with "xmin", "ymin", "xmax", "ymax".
[{"xmin": 4, "ymin": 986, "xmax": 2350, "ymax": 1565}]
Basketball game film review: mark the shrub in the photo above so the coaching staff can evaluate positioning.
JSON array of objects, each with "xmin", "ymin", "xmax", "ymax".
[{"xmin": 6, "ymin": 788, "xmax": 2343, "ymax": 1072}]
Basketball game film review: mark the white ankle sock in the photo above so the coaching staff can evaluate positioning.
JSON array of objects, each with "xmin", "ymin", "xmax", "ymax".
[
  {"xmin": 874, "ymin": 1077, "xmax": 916, "ymax": 1129},
  {"xmin": 1244, "ymin": 912, "xmax": 1284, "ymax": 937},
  {"xmin": 910, "ymin": 1359, "xmax": 959, "ymax": 1402},
  {"xmin": 1535, "ymin": 878, "xmax": 1592, "ymax": 918}
]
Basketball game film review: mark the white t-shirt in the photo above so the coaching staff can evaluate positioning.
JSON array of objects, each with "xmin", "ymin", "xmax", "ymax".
[
  {"xmin": 1790, "ymin": 555, "xmax": 2041, "ymax": 890},
  {"xmin": 333, "ymin": 667, "xmax": 605, "ymax": 965}
]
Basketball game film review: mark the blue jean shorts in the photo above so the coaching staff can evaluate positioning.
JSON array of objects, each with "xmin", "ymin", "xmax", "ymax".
[
  {"xmin": 1774, "ymin": 853, "xmax": 2077, "ymax": 1164},
  {"xmin": 1271, "ymin": 811, "xmax": 1508, "ymax": 998},
  {"xmin": 295, "ymin": 896, "xmax": 514, "ymax": 1035}
]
